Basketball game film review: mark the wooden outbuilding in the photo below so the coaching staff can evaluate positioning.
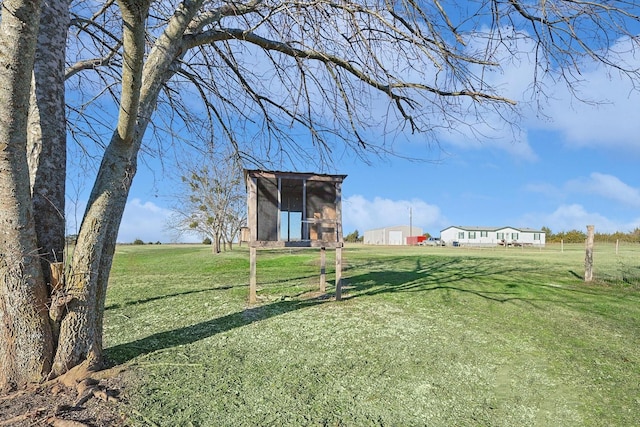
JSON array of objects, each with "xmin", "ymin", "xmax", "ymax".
[{"xmin": 245, "ymin": 170, "xmax": 347, "ymax": 303}]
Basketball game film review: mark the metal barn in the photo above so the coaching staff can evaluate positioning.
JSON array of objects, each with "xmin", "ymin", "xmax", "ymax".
[{"xmin": 363, "ymin": 225, "xmax": 423, "ymax": 245}]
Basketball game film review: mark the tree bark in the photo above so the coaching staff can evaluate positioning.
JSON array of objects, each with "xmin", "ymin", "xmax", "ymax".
[
  {"xmin": 2, "ymin": 0, "xmax": 205, "ymax": 380},
  {"xmin": 27, "ymin": 0, "xmax": 69, "ymax": 286},
  {"xmin": 51, "ymin": 0, "xmax": 204, "ymax": 376},
  {"xmin": 0, "ymin": 0, "xmax": 53, "ymax": 391},
  {"xmin": 52, "ymin": 135, "xmax": 135, "ymax": 375},
  {"xmin": 51, "ymin": 0, "xmax": 151, "ymax": 376},
  {"xmin": 214, "ymin": 234, "xmax": 221, "ymax": 254}
]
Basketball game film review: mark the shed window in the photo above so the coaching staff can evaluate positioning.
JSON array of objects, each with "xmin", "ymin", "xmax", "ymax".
[
  {"xmin": 280, "ymin": 178, "xmax": 304, "ymax": 242},
  {"xmin": 281, "ymin": 211, "xmax": 302, "ymax": 241}
]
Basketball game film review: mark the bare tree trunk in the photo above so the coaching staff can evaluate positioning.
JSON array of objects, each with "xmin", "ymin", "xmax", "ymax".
[
  {"xmin": 51, "ymin": 0, "xmax": 151, "ymax": 375},
  {"xmin": 52, "ymin": 135, "xmax": 135, "ymax": 374},
  {"xmin": 27, "ymin": 0, "xmax": 69, "ymax": 286},
  {"xmin": 0, "ymin": 0, "xmax": 53, "ymax": 391},
  {"xmin": 51, "ymin": 0, "xmax": 202, "ymax": 376},
  {"xmin": 213, "ymin": 234, "xmax": 221, "ymax": 254}
]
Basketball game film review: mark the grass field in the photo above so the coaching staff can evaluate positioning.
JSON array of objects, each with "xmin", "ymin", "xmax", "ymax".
[{"xmin": 104, "ymin": 243, "xmax": 640, "ymax": 426}]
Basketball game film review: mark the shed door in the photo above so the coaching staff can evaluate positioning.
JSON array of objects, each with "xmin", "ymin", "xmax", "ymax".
[{"xmin": 389, "ymin": 230, "xmax": 403, "ymax": 245}]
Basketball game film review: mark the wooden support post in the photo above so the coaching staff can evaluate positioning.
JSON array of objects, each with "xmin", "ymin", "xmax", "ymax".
[
  {"xmin": 50, "ymin": 262, "xmax": 64, "ymax": 292},
  {"xmin": 585, "ymin": 225, "xmax": 594, "ymax": 282},
  {"xmin": 320, "ymin": 247, "xmax": 326, "ymax": 293},
  {"xmin": 249, "ymin": 247, "xmax": 257, "ymax": 303},
  {"xmin": 335, "ymin": 246, "xmax": 342, "ymax": 300}
]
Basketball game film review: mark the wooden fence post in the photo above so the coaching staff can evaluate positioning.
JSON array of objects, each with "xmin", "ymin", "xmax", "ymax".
[
  {"xmin": 335, "ymin": 246, "xmax": 342, "ymax": 300},
  {"xmin": 249, "ymin": 247, "xmax": 257, "ymax": 303},
  {"xmin": 320, "ymin": 247, "xmax": 326, "ymax": 293},
  {"xmin": 585, "ymin": 225, "xmax": 594, "ymax": 282}
]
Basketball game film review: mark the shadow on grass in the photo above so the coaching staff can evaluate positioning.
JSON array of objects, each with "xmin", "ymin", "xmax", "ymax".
[
  {"xmin": 344, "ymin": 258, "xmax": 572, "ymax": 305},
  {"xmin": 568, "ymin": 270, "xmax": 584, "ymax": 280},
  {"xmin": 106, "ymin": 271, "xmax": 319, "ymax": 312},
  {"xmin": 106, "ymin": 298, "xmax": 328, "ymax": 365},
  {"xmin": 104, "ymin": 285, "xmax": 245, "ymax": 310},
  {"xmin": 342, "ymin": 257, "xmax": 527, "ymax": 302},
  {"xmin": 104, "ymin": 255, "xmax": 591, "ymax": 365}
]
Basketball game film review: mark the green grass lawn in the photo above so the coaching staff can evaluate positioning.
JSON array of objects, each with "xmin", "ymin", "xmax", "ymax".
[{"xmin": 104, "ymin": 243, "xmax": 640, "ymax": 426}]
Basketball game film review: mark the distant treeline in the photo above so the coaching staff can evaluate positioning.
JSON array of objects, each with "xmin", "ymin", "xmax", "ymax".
[{"xmin": 542, "ymin": 227, "xmax": 640, "ymax": 244}]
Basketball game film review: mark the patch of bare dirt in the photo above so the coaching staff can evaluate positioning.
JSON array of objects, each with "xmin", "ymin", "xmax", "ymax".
[{"xmin": 0, "ymin": 364, "xmax": 130, "ymax": 427}]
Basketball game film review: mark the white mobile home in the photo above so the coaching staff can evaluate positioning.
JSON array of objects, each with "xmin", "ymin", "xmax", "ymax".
[
  {"xmin": 364, "ymin": 225, "xmax": 423, "ymax": 245},
  {"xmin": 441, "ymin": 226, "xmax": 545, "ymax": 247}
]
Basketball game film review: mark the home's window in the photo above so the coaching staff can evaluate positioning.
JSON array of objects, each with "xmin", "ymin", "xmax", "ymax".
[
  {"xmin": 497, "ymin": 232, "xmax": 504, "ymax": 239},
  {"xmin": 512, "ymin": 233, "xmax": 519, "ymax": 240},
  {"xmin": 458, "ymin": 231, "xmax": 465, "ymax": 239},
  {"xmin": 469, "ymin": 231, "xmax": 476, "ymax": 239},
  {"xmin": 480, "ymin": 231, "xmax": 488, "ymax": 238},
  {"xmin": 534, "ymin": 233, "xmax": 540, "ymax": 240}
]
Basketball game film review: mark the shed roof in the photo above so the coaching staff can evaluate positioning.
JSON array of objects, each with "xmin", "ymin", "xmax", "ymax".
[{"xmin": 244, "ymin": 169, "xmax": 347, "ymax": 182}]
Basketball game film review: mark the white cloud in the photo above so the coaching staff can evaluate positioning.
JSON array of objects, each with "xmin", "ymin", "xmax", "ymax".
[
  {"xmin": 343, "ymin": 195, "xmax": 446, "ymax": 234},
  {"xmin": 519, "ymin": 173, "xmax": 640, "ymax": 233},
  {"xmin": 434, "ymin": 106, "xmax": 538, "ymax": 160},
  {"xmin": 539, "ymin": 95, "xmax": 640, "ymax": 153},
  {"xmin": 521, "ymin": 204, "xmax": 622, "ymax": 234},
  {"xmin": 441, "ymin": 31, "xmax": 640, "ymax": 159},
  {"xmin": 566, "ymin": 172, "xmax": 640, "ymax": 208},
  {"xmin": 522, "ymin": 38, "xmax": 640, "ymax": 152},
  {"xmin": 117, "ymin": 199, "xmax": 172, "ymax": 243},
  {"xmin": 525, "ymin": 172, "xmax": 640, "ymax": 209},
  {"xmin": 117, "ymin": 198, "xmax": 199, "ymax": 243},
  {"xmin": 536, "ymin": 40, "xmax": 640, "ymax": 150},
  {"xmin": 65, "ymin": 197, "xmax": 211, "ymax": 243},
  {"xmin": 430, "ymin": 28, "xmax": 541, "ymax": 160}
]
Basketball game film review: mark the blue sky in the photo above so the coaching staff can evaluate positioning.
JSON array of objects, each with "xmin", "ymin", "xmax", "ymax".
[
  {"xmin": 66, "ymin": 32, "xmax": 640, "ymax": 244},
  {"xmin": 112, "ymin": 88, "xmax": 640, "ymax": 243}
]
